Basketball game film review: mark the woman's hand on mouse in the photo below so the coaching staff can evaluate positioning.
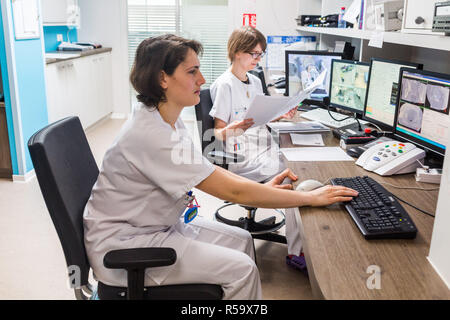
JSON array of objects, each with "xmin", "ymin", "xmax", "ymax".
[
  {"xmin": 304, "ymin": 185, "xmax": 358, "ymax": 207},
  {"xmin": 265, "ymin": 168, "xmax": 298, "ymax": 190}
]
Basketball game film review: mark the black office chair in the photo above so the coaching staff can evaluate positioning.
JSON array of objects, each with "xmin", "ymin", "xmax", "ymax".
[
  {"xmin": 28, "ymin": 116, "xmax": 223, "ymax": 300},
  {"xmin": 194, "ymin": 89, "xmax": 286, "ymax": 244},
  {"xmin": 249, "ymin": 66, "xmax": 270, "ymax": 96}
]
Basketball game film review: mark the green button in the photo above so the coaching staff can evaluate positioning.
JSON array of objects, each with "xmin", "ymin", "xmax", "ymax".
[
  {"xmin": 385, "ymin": 145, "xmax": 389, "ymax": 148},
  {"xmin": 398, "ymin": 150, "xmax": 403, "ymax": 153}
]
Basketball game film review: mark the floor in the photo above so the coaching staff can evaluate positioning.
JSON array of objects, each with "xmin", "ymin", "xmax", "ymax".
[{"xmin": 0, "ymin": 117, "xmax": 313, "ymax": 300}]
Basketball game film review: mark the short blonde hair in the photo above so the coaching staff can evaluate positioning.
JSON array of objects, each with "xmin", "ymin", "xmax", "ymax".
[{"xmin": 227, "ymin": 26, "xmax": 267, "ymax": 62}]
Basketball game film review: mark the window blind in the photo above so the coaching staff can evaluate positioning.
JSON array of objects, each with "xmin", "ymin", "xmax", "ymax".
[{"xmin": 127, "ymin": 0, "xmax": 229, "ymax": 87}]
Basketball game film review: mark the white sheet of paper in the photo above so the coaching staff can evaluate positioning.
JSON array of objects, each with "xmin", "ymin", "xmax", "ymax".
[
  {"xmin": 368, "ymin": 32, "xmax": 384, "ymax": 48},
  {"xmin": 290, "ymin": 133, "xmax": 325, "ymax": 146},
  {"xmin": 244, "ymin": 70, "xmax": 327, "ymax": 127},
  {"xmin": 280, "ymin": 147, "xmax": 355, "ymax": 162},
  {"xmin": 267, "ymin": 121, "xmax": 330, "ymax": 133},
  {"xmin": 343, "ymin": 0, "xmax": 362, "ymax": 24}
]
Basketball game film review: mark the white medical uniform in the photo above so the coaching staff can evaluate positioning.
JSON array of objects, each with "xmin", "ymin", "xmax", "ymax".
[
  {"xmin": 209, "ymin": 69, "xmax": 302, "ymax": 256},
  {"xmin": 83, "ymin": 104, "xmax": 261, "ymax": 300}
]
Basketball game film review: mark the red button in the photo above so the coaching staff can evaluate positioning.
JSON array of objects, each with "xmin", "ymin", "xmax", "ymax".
[
  {"xmin": 399, "ymin": 143, "xmax": 405, "ymax": 146},
  {"xmin": 364, "ymin": 128, "xmax": 372, "ymax": 134}
]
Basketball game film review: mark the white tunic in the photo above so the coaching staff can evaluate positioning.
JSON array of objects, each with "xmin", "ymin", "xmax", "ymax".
[
  {"xmin": 83, "ymin": 104, "xmax": 261, "ymax": 299},
  {"xmin": 209, "ymin": 69, "xmax": 302, "ymax": 256},
  {"xmin": 209, "ymin": 68, "xmax": 285, "ymax": 182}
]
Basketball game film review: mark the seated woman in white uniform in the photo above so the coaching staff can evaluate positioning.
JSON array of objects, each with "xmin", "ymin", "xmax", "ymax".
[
  {"xmin": 209, "ymin": 27, "xmax": 306, "ymax": 272},
  {"xmin": 83, "ymin": 34, "xmax": 358, "ymax": 300}
]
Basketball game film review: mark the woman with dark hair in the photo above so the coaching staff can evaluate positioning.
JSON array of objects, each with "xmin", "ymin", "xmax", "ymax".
[{"xmin": 83, "ymin": 34, "xmax": 357, "ymax": 300}]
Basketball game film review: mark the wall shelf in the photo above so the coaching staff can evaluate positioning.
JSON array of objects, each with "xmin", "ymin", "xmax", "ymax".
[{"xmin": 296, "ymin": 26, "xmax": 450, "ymax": 52}]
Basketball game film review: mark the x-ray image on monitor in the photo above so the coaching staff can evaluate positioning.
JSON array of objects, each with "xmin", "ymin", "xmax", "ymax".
[
  {"xmin": 401, "ymin": 78, "xmax": 427, "ymax": 104},
  {"xmin": 398, "ymin": 102, "xmax": 424, "ymax": 133},
  {"xmin": 286, "ymin": 51, "xmax": 341, "ymax": 99},
  {"xmin": 426, "ymin": 84, "xmax": 450, "ymax": 112}
]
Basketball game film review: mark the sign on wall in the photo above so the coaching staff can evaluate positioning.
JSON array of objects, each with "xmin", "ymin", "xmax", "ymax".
[
  {"xmin": 12, "ymin": 0, "xmax": 40, "ymax": 40},
  {"xmin": 242, "ymin": 13, "xmax": 257, "ymax": 27}
]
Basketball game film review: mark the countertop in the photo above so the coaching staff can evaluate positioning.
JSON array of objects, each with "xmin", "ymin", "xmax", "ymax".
[{"xmin": 45, "ymin": 47, "xmax": 112, "ymax": 64}]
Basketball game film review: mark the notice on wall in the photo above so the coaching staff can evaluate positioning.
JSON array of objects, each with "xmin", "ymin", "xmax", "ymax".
[
  {"xmin": 12, "ymin": 0, "xmax": 40, "ymax": 40},
  {"xmin": 266, "ymin": 35, "xmax": 316, "ymax": 70},
  {"xmin": 243, "ymin": 13, "xmax": 257, "ymax": 27}
]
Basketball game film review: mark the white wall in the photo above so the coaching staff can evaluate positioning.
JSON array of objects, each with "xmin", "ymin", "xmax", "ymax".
[
  {"xmin": 77, "ymin": 0, "xmax": 130, "ymax": 116},
  {"xmin": 228, "ymin": 0, "xmax": 299, "ymax": 36},
  {"xmin": 428, "ymin": 129, "xmax": 450, "ymax": 289}
]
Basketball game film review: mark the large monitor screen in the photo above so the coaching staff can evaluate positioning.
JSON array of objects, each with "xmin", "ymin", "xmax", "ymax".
[
  {"xmin": 394, "ymin": 68, "xmax": 450, "ymax": 156},
  {"xmin": 363, "ymin": 58, "xmax": 422, "ymax": 129},
  {"xmin": 285, "ymin": 50, "xmax": 342, "ymax": 100},
  {"xmin": 329, "ymin": 60, "xmax": 370, "ymax": 114}
]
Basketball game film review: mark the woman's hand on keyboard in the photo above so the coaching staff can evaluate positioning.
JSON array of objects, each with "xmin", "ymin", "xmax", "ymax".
[{"xmin": 306, "ymin": 185, "xmax": 358, "ymax": 207}]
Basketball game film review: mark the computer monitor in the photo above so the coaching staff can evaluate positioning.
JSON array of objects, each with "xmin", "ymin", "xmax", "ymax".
[
  {"xmin": 329, "ymin": 59, "xmax": 370, "ymax": 114},
  {"xmin": 285, "ymin": 50, "xmax": 342, "ymax": 103},
  {"xmin": 393, "ymin": 68, "xmax": 450, "ymax": 157},
  {"xmin": 363, "ymin": 58, "xmax": 423, "ymax": 129}
]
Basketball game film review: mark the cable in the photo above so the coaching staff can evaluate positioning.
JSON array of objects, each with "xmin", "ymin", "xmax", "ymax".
[
  {"xmin": 393, "ymin": 195, "xmax": 435, "ymax": 218},
  {"xmin": 377, "ymin": 181, "xmax": 440, "ymax": 191}
]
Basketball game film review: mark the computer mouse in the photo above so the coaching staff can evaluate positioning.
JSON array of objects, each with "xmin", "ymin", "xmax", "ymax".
[{"xmin": 296, "ymin": 179, "xmax": 324, "ymax": 192}]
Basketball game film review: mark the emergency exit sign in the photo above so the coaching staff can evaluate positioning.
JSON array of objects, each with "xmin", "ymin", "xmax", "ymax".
[{"xmin": 243, "ymin": 13, "xmax": 256, "ymax": 27}]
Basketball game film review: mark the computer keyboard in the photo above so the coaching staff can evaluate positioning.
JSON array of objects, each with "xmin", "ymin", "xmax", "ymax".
[
  {"xmin": 331, "ymin": 176, "xmax": 418, "ymax": 239},
  {"xmin": 300, "ymin": 108, "xmax": 361, "ymax": 129}
]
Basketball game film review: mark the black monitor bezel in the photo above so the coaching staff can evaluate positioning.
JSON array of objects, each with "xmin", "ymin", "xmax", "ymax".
[
  {"xmin": 284, "ymin": 50, "xmax": 343, "ymax": 102},
  {"xmin": 328, "ymin": 59, "xmax": 370, "ymax": 115},
  {"xmin": 393, "ymin": 67, "xmax": 449, "ymax": 157},
  {"xmin": 362, "ymin": 57, "xmax": 423, "ymax": 130}
]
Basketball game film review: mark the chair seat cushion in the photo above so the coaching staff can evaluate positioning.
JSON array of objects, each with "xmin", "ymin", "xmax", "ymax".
[{"xmin": 98, "ymin": 282, "xmax": 223, "ymax": 300}]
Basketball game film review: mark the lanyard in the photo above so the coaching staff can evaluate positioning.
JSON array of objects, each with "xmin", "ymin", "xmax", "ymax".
[{"xmin": 184, "ymin": 191, "xmax": 200, "ymax": 223}]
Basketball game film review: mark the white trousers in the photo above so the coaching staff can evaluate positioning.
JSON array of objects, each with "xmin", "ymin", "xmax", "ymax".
[
  {"xmin": 149, "ymin": 217, "xmax": 262, "ymax": 300},
  {"xmin": 285, "ymin": 208, "xmax": 302, "ymax": 255}
]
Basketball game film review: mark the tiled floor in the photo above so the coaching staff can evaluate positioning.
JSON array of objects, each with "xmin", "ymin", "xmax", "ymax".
[{"xmin": 0, "ymin": 117, "xmax": 313, "ymax": 300}]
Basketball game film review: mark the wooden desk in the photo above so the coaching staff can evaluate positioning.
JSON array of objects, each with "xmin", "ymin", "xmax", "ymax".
[{"xmin": 279, "ymin": 123, "xmax": 450, "ymax": 299}]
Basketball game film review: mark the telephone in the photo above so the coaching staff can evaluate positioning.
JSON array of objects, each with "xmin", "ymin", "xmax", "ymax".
[{"xmin": 355, "ymin": 140, "xmax": 426, "ymax": 176}]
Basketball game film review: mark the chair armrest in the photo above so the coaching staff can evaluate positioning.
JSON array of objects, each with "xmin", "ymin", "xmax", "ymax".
[
  {"xmin": 207, "ymin": 150, "xmax": 244, "ymax": 165},
  {"xmin": 103, "ymin": 247, "xmax": 176, "ymax": 270}
]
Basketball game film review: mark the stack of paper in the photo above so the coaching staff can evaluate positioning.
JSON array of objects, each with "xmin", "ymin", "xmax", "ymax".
[
  {"xmin": 244, "ymin": 70, "xmax": 327, "ymax": 128},
  {"xmin": 267, "ymin": 121, "xmax": 330, "ymax": 133},
  {"xmin": 280, "ymin": 147, "xmax": 355, "ymax": 162},
  {"xmin": 289, "ymin": 133, "xmax": 324, "ymax": 146}
]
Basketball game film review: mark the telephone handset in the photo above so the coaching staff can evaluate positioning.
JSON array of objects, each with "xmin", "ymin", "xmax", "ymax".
[{"xmin": 355, "ymin": 140, "xmax": 426, "ymax": 176}]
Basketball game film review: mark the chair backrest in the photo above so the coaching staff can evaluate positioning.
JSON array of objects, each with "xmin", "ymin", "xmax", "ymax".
[
  {"xmin": 28, "ymin": 117, "xmax": 99, "ymax": 287},
  {"xmin": 194, "ymin": 88, "xmax": 216, "ymax": 154},
  {"xmin": 249, "ymin": 66, "xmax": 270, "ymax": 96}
]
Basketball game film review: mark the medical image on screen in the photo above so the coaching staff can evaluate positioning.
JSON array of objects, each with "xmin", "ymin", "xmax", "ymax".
[
  {"xmin": 398, "ymin": 102, "xmax": 424, "ymax": 133},
  {"xmin": 426, "ymin": 84, "xmax": 450, "ymax": 113},
  {"xmin": 287, "ymin": 54, "xmax": 340, "ymax": 99},
  {"xmin": 330, "ymin": 62, "xmax": 369, "ymax": 112},
  {"xmin": 396, "ymin": 71, "xmax": 450, "ymax": 152},
  {"xmin": 401, "ymin": 78, "xmax": 427, "ymax": 104}
]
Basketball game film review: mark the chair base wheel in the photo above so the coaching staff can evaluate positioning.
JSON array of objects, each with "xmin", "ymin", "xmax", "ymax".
[{"xmin": 214, "ymin": 203, "xmax": 287, "ymax": 244}]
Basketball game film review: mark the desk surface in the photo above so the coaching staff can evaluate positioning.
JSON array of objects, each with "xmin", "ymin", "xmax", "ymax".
[{"xmin": 279, "ymin": 116, "xmax": 450, "ymax": 300}]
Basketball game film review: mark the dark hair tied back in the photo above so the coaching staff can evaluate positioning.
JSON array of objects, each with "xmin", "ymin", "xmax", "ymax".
[{"xmin": 130, "ymin": 34, "xmax": 203, "ymax": 108}]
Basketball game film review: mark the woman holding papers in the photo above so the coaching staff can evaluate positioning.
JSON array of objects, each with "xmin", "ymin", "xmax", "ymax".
[
  {"xmin": 83, "ymin": 35, "xmax": 357, "ymax": 300},
  {"xmin": 209, "ymin": 27, "xmax": 307, "ymax": 273}
]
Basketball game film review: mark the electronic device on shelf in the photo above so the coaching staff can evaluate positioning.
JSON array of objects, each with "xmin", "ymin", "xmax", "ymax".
[
  {"xmin": 285, "ymin": 50, "xmax": 342, "ymax": 105},
  {"xmin": 355, "ymin": 140, "xmax": 425, "ymax": 176},
  {"xmin": 393, "ymin": 68, "xmax": 450, "ymax": 158},
  {"xmin": 432, "ymin": 1, "xmax": 450, "ymax": 35},
  {"xmin": 374, "ymin": 0, "xmax": 404, "ymax": 31},
  {"xmin": 331, "ymin": 176, "xmax": 418, "ymax": 239},
  {"xmin": 362, "ymin": 58, "xmax": 423, "ymax": 131}
]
